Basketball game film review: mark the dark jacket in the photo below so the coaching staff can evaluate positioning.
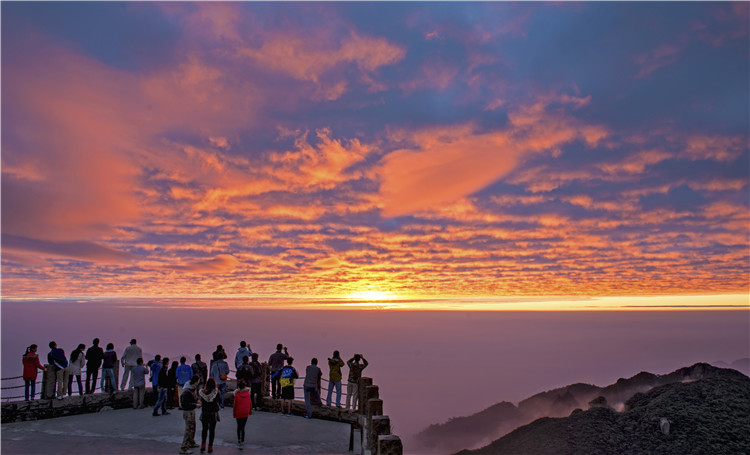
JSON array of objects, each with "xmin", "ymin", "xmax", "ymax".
[
  {"xmin": 158, "ymin": 365, "xmax": 170, "ymax": 388},
  {"xmin": 180, "ymin": 387, "xmax": 198, "ymax": 411},
  {"xmin": 199, "ymin": 388, "xmax": 221, "ymax": 413},
  {"xmin": 102, "ymin": 350, "xmax": 117, "ymax": 369},
  {"xmin": 48, "ymin": 348, "xmax": 68, "ymax": 369},
  {"xmin": 268, "ymin": 351, "xmax": 288, "ymax": 373},
  {"xmin": 167, "ymin": 365, "xmax": 177, "ymax": 388},
  {"xmin": 249, "ymin": 360, "xmax": 263, "ymax": 384},
  {"xmin": 236, "ymin": 363, "xmax": 254, "ymax": 383},
  {"xmin": 85, "ymin": 346, "xmax": 104, "ymax": 369},
  {"xmin": 191, "ymin": 361, "xmax": 208, "ymax": 383}
]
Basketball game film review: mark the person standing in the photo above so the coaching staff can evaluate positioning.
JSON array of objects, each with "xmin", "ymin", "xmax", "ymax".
[
  {"xmin": 249, "ymin": 353, "xmax": 263, "ymax": 410},
  {"xmin": 209, "ymin": 352, "xmax": 229, "ymax": 409},
  {"xmin": 234, "ymin": 341, "xmax": 252, "ymax": 371},
  {"xmin": 131, "ymin": 357, "xmax": 149, "ymax": 409},
  {"xmin": 176, "ymin": 356, "xmax": 193, "ymax": 404},
  {"xmin": 47, "ymin": 341, "xmax": 68, "ymax": 400},
  {"xmin": 167, "ymin": 360, "xmax": 179, "ymax": 409},
  {"xmin": 101, "ymin": 343, "xmax": 118, "ymax": 393},
  {"xmin": 85, "ymin": 338, "xmax": 104, "ymax": 394},
  {"xmin": 233, "ymin": 379, "xmax": 252, "ymax": 449},
  {"xmin": 153, "ymin": 357, "xmax": 170, "ymax": 416},
  {"xmin": 326, "ymin": 350, "xmax": 345, "ymax": 408},
  {"xmin": 279, "ymin": 357, "xmax": 298, "ymax": 416},
  {"xmin": 22, "ymin": 344, "xmax": 46, "ymax": 401},
  {"xmin": 346, "ymin": 354, "xmax": 368, "ymax": 411},
  {"xmin": 303, "ymin": 358, "xmax": 322, "ymax": 419},
  {"xmin": 179, "ymin": 375, "xmax": 201, "ymax": 454},
  {"xmin": 236, "ymin": 355, "xmax": 253, "ymax": 384},
  {"xmin": 199, "ymin": 377, "xmax": 222, "ymax": 454},
  {"xmin": 66, "ymin": 344, "xmax": 86, "ymax": 396},
  {"xmin": 150, "ymin": 354, "xmax": 162, "ymax": 397},
  {"xmin": 268, "ymin": 344, "xmax": 289, "ymax": 399},
  {"xmin": 191, "ymin": 354, "xmax": 208, "ymax": 388},
  {"xmin": 120, "ymin": 339, "xmax": 142, "ymax": 390},
  {"xmin": 210, "ymin": 345, "xmax": 225, "ymax": 370}
]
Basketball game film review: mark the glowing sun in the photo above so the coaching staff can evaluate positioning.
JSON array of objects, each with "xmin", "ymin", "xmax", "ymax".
[{"xmin": 345, "ymin": 290, "xmax": 397, "ymax": 301}]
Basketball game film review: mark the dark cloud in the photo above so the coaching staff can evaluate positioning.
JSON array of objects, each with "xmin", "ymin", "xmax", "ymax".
[{"xmin": 2, "ymin": 234, "xmax": 138, "ymax": 263}]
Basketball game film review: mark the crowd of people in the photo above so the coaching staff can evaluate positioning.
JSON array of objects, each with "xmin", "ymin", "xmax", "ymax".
[{"xmin": 21, "ymin": 339, "xmax": 370, "ymax": 454}]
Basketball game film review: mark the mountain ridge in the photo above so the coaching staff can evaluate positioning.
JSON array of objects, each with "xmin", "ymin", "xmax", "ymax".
[
  {"xmin": 414, "ymin": 363, "xmax": 747, "ymax": 454},
  {"xmin": 454, "ymin": 371, "xmax": 750, "ymax": 455}
]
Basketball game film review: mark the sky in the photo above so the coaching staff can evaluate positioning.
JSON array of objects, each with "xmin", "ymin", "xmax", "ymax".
[{"xmin": 1, "ymin": 2, "xmax": 749, "ymax": 304}]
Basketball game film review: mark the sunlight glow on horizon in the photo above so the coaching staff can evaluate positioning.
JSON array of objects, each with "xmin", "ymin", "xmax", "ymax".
[{"xmin": 2, "ymin": 293, "xmax": 747, "ymax": 312}]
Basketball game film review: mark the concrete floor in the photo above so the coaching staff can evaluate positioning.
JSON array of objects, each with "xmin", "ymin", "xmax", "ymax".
[{"xmin": 1, "ymin": 407, "xmax": 358, "ymax": 455}]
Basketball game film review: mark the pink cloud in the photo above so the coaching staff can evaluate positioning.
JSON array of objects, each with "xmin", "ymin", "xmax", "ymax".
[
  {"xmin": 237, "ymin": 30, "xmax": 405, "ymax": 85},
  {"xmin": 633, "ymin": 43, "xmax": 682, "ymax": 78}
]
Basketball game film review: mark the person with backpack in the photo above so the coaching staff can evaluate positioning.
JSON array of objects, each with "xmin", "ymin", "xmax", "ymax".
[
  {"xmin": 234, "ymin": 341, "xmax": 252, "ymax": 370},
  {"xmin": 210, "ymin": 352, "xmax": 229, "ymax": 409},
  {"xmin": 249, "ymin": 353, "xmax": 263, "ymax": 410},
  {"xmin": 278, "ymin": 357, "xmax": 298, "ymax": 416},
  {"xmin": 233, "ymin": 379, "xmax": 253, "ymax": 449},
  {"xmin": 191, "ymin": 354, "xmax": 208, "ymax": 387},
  {"xmin": 236, "ymin": 355, "xmax": 253, "ymax": 384},
  {"xmin": 268, "ymin": 344, "xmax": 289, "ymax": 399}
]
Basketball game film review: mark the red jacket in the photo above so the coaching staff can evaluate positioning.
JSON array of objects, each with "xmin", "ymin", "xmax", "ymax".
[
  {"xmin": 232, "ymin": 388, "xmax": 252, "ymax": 419},
  {"xmin": 22, "ymin": 353, "xmax": 44, "ymax": 381}
]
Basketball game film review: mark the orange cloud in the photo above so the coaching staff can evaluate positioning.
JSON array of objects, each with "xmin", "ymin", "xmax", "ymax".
[
  {"xmin": 168, "ymin": 254, "xmax": 240, "ymax": 273},
  {"xmin": 379, "ymin": 95, "xmax": 608, "ymax": 216}
]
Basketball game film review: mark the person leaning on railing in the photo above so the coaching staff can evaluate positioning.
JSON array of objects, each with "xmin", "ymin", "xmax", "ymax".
[{"xmin": 22, "ymin": 344, "xmax": 46, "ymax": 401}]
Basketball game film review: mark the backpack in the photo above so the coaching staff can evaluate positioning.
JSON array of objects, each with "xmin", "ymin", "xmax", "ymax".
[
  {"xmin": 249, "ymin": 362, "xmax": 260, "ymax": 380},
  {"xmin": 279, "ymin": 366, "xmax": 295, "ymax": 388}
]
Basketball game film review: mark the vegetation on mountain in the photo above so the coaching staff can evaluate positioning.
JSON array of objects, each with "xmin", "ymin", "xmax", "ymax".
[
  {"xmin": 415, "ymin": 363, "xmax": 747, "ymax": 454},
  {"xmin": 455, "ymin": 372, "xmax": 750, "ymax": 455}
]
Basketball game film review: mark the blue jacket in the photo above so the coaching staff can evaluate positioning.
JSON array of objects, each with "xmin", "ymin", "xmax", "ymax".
[
  {"xmin": 176, "ymin": 363, "xmax": 193, "ymax": 386},
  {"xmin": 234, "ymin": 347, "xmax": 252, "ymax": 370},
  {"xmin": 150, "ymin": 360, "xmax": 161, "ymax": 386}
]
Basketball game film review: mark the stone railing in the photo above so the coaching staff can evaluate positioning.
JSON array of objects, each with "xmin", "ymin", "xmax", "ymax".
[{"xmin": 1, "ymin": 364, "xmax": 403, "ymax": 455}]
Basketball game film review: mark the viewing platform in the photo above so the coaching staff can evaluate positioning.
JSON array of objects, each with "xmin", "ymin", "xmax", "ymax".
[{"xmin": 1, "ymin": 363, "xmax": 402, "ymax": 455}]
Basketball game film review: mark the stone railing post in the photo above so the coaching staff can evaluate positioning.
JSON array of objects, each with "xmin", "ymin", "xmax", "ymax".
[
  {"xmin": 42, "ymin": 364, "xmax": 55, "ymax": 399},
  {"xmin": 378, "ymin": 435, "xmax": 403, "ymax": 455},
  {"xmin": 366, "ymin": 399, "xmax": 384, "ymax": 449},
  {"xmin": 261, "ymin": 362, "xmax": 270, "ymax": 397},
  {"xmin": 357, "ymin": 377, "xmax": 373, "ymax": 413}
]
